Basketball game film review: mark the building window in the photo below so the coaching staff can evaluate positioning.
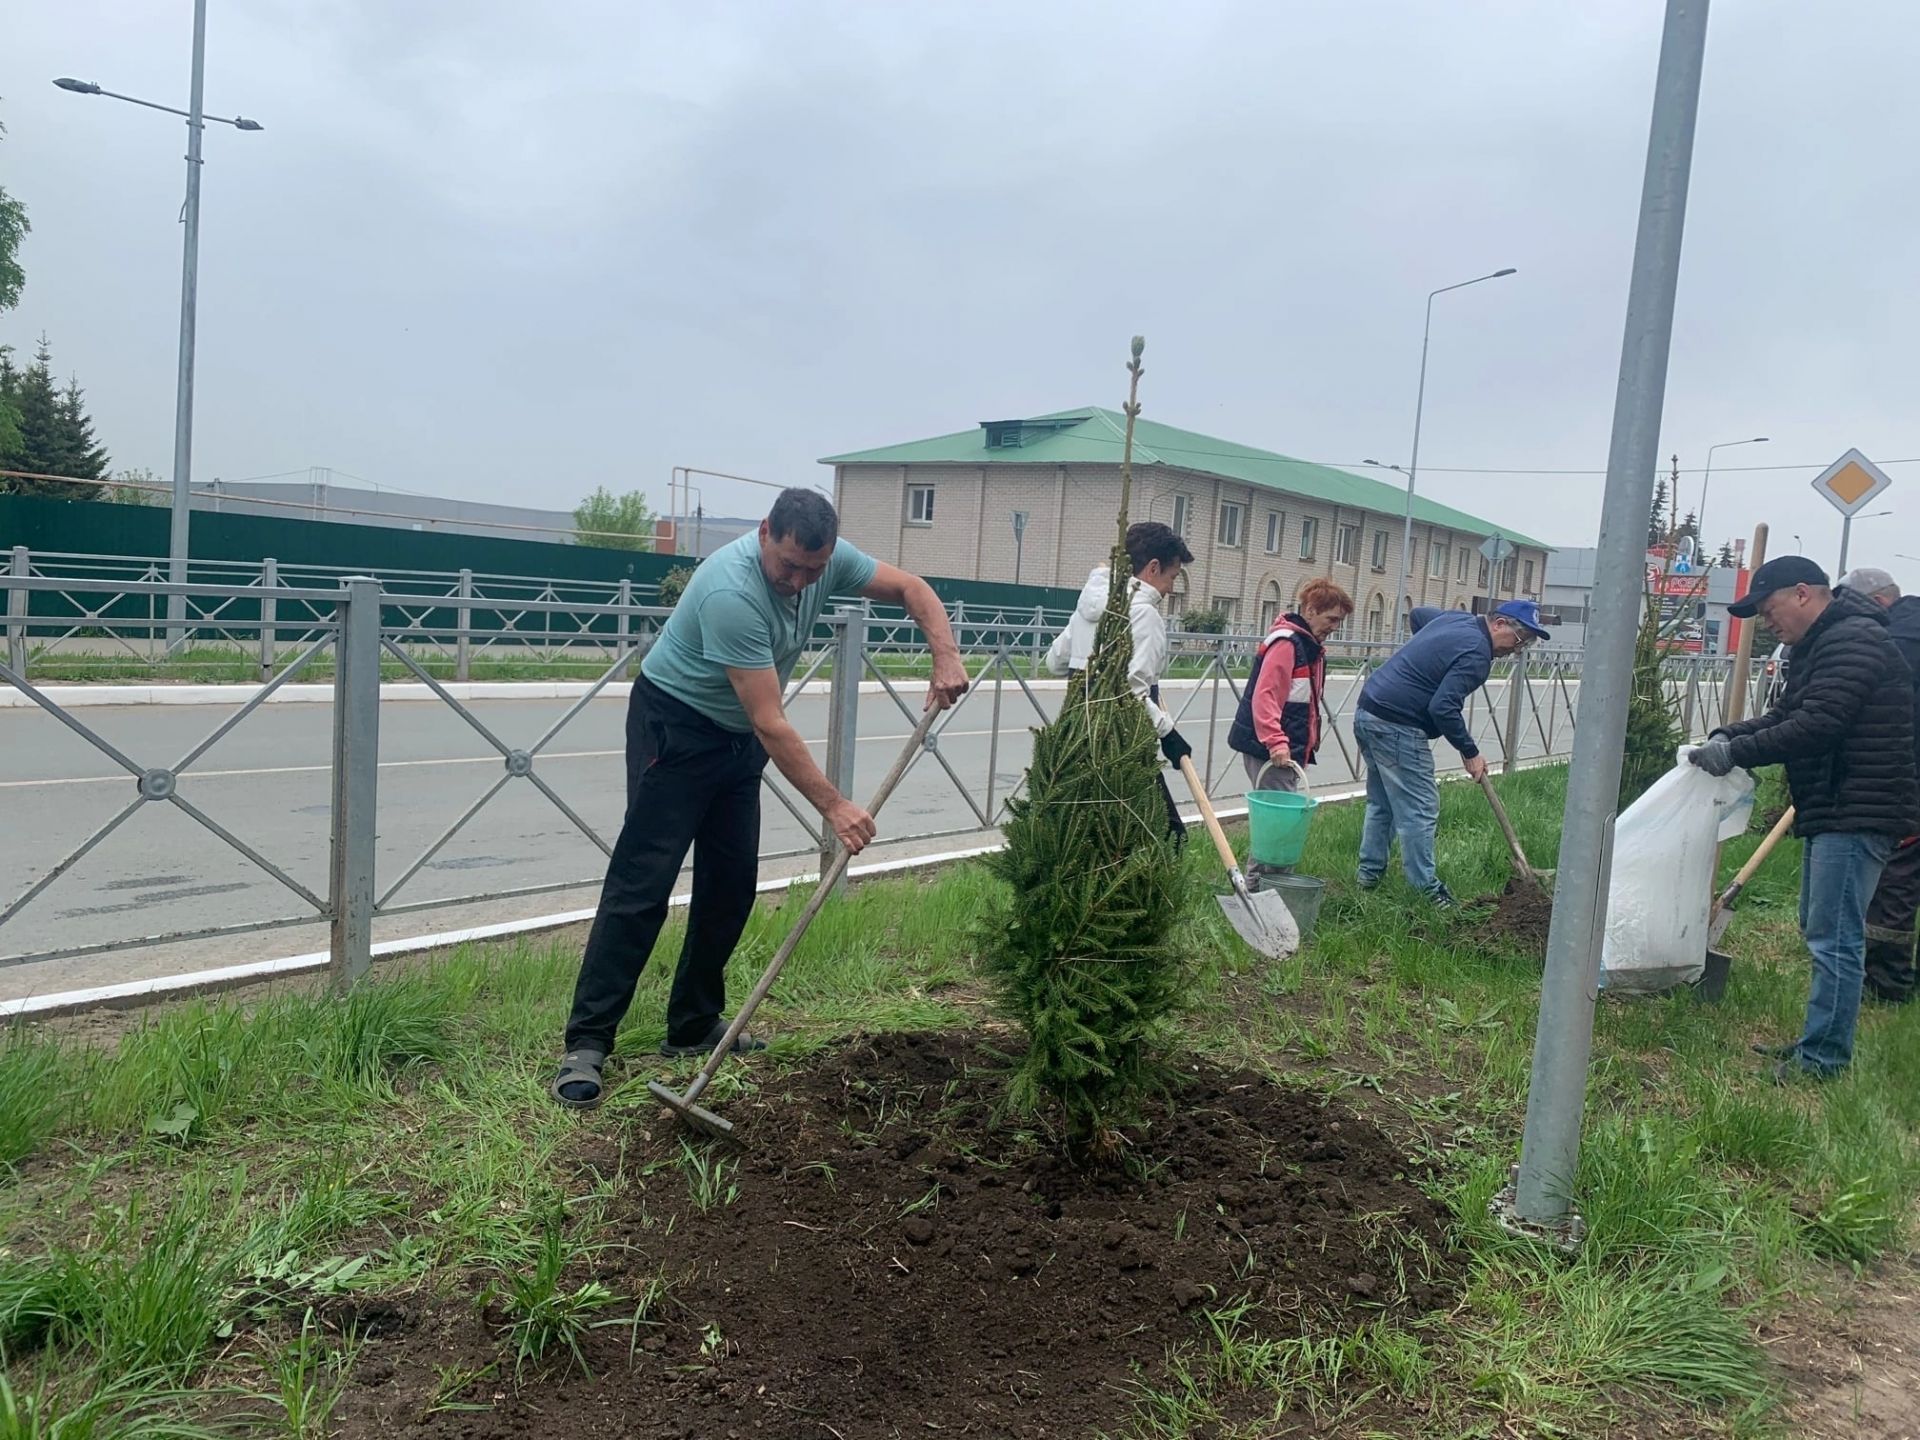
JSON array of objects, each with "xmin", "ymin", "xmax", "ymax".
[
  {"xmin": 1478, "ymin": 556, "xmax": 1491, "ymax": 588},
  {"xmin": 1365, "ymin": 594, "xmax": 1385, "ymax": 641},
  {"xmin": 1428, "ymin": 542, "xmax": 1450, "ymax": 580},
  {"xmin": 1211, "ymin": 595, "xmax": 1239, "ymax": 625},
  {"xmin": 1457, "ymin": 546, "xmax": 1470, "ymax": 582},
  {"xmin": 1265, "ymin": 511, "xmax": 1282, "ymax": 554},
  {"xmin": 1523, "ymin": 558, "xmax": 1536, "ymax": 593},
  {"xmin": 907, "ymin": 485, "xmax": 935, "ymax": 526},
  {"xmin": 1298, "ymin": 516, "xmax": 1319, "ymax": 561},
  {"xmin": 1260, "ymin": 582, "xmax": 1283, "ymax": 633},
  {"xmin": 1371, "ymin": 529, "xmax": 1389, "ymax": 571},
  {"xmin": 1501, "ymin": 555, "xmax": 1518, "ymax": 591},
  {"xmin": 1335, "ymin": 523, "xmax": 1359, "ymax": 567},
  {"xmin": 1218, "ymin": 501, "xmax": 1245, "ymax": 549},
  {"xmin": 1170, "ymin": 494, "xmax": 1191, "ymax": 538}
]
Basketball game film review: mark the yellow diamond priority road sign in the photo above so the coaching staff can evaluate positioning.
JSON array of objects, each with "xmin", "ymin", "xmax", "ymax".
[{"xmin": 1811, "ymin": 448, "xmax": 1893, "ymax": 516}]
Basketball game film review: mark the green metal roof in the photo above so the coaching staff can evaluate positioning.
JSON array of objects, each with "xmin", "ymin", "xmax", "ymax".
[{"xmin": 821, "ymin": 406, "xmax": 1548, "ymax": 551}]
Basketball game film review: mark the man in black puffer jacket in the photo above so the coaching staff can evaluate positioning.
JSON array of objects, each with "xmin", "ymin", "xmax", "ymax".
[{"xmin": 1692, "ymin": 557, "xmax": 1919, "ymax": 1079}]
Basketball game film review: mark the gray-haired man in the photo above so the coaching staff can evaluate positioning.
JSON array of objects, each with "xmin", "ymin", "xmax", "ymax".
[{"xmin": 1841, "ymin": 567, "xmax": 1920, "ymax": 1004}]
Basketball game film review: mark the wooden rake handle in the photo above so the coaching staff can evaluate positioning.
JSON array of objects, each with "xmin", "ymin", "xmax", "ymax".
[{"xmin": 681, "ymin": 703, "xmax": 941, "ymax": 1107}]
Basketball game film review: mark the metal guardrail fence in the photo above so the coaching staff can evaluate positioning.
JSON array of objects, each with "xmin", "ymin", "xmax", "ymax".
[
  {"xmin": 0, "ymin": 561, "xmax": 1759, "ymax": 993},
  {"xmin": 3, "ymin": 545, "xmax": 1079, "ymax": 681}
]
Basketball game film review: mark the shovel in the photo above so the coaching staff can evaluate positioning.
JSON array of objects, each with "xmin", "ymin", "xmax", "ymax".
[
  {"xmin": 648, "ymin": 705, "xmax": 940, "ymax": 1140},
  {"xmin": 1707, "ymin": 805, "xmax": 1795, "ymax": 948},
  {"xmin": 1178, "ymin": 755, "xmax": 1299, "ymax": 961},
  {"xmin": 1477, "ymin": 773, "xmax": 1553, "ymax": 894}
]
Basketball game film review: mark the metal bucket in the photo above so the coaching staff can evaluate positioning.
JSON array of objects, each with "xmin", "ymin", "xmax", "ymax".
[{"xmin": 1265, "ymin": 874, "xmax": 1327, "ymax": 941}]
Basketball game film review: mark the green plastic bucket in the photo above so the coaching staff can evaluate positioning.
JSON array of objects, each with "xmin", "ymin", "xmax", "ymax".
[{"xmin": 1246, "ymin": 790, "xmax": 1318, "ymax": 867}]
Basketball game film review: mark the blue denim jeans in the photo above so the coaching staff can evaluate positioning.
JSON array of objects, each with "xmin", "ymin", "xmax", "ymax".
[
  {"xmin": 1793, "ymin": 831, "xmax": 1897, "ymax": 1075},
  {"xmin": 1355, "ymin": 711, "xmax": 1442, "ymax": 896}
]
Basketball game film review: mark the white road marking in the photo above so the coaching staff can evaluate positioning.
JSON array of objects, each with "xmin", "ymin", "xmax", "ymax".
[{"xmin": 0, "ymin": 726, "xmax": 1053, "ymax": 791}]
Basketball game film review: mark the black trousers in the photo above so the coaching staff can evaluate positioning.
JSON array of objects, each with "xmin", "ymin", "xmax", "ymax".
[
  {"xmin": 564, "ymin": 679, "xmax": 767, "ymax": 1053},
  {"xmin": 1866, "ymin": 836, "xmax": 1920, "ymax": 1003}
]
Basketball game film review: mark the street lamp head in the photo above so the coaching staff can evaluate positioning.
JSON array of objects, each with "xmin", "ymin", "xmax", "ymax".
[
  {"xmin": 232, "ymin": 116, "xmax": 264, "ymax": 131},
  {"xmin": 1751, "ymin": 436, "xmax": 1769, "ymax": 443},
  {"xmin": 53, "ymin": 77, "xmax": 103, "ymax": 94},
  {"xmin": 1493, "ymin": 267, "xmax": 1518, "ymax": 277}
]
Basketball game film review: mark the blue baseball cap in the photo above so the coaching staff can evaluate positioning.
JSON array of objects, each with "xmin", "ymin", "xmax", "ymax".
[{"xmin": 1494, "ymin": 598, "xmax": 1551, "ymax": 641}]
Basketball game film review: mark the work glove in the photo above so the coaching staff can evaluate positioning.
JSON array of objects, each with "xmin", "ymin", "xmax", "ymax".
[
  {"xmin": 1160, "ymin": 730, "xmax": 1193, "ymax": 765},
  {"xmin": 1690, "ymin": 737, "xmax": 1735, "ymax": 777}
]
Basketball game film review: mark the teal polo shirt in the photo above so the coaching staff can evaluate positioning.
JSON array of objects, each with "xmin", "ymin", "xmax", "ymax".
[{"xmin": 640, "ymin": 532, "xmax": 878, "ymax": 732}]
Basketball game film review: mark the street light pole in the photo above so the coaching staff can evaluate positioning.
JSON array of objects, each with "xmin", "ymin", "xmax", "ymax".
[
  {"xmin": 1696, "ymin": 435, "xmax": 1767, "ymax": 563},
  {"xmin": 54, "ymin": 0, "xmax": 262, "ymax": 649},
  {"xmin": 1393, "ymin": 267, "xmax": 1517, "ymax": 639},
  {"xmin": 169, "ymin": 0, "xmax": 209, "ymax": 648}
]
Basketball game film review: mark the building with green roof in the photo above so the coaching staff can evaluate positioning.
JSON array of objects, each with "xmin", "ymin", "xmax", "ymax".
[{"xmin": 822, "ymin": 407, "xmax": 1551, "ymax": 639}]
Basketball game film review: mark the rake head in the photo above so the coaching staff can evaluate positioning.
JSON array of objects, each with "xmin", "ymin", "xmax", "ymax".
[{"xmin": 646, "ymin": 1079, "xmax": 735, "ymax": 1139}]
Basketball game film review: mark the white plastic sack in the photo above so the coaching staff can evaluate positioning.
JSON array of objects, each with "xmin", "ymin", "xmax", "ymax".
[{"xmin": 1598, "ymin": 747, "xmax": 1756, "ymax": 994}]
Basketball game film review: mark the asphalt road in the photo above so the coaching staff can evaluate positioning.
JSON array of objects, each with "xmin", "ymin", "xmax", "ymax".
[{"xmin": 0, "ymin": 673, "xmax": 1581, "ymax": 1001}]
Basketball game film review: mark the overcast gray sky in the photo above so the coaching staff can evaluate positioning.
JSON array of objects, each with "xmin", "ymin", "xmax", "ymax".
[{"xmin": 5, "ymin": 1, "xmax": 1918, "ymax": 577}]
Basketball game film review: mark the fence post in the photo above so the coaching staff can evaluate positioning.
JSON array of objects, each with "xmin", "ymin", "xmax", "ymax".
[
  {"xmin": 258, "ymin": 557, "xmax": 278, "ymax": 681},
  {"xmin": 329, "ymin": 577, "xmax": 382, "ymax": 990},
  {"xmin": 1031, "ymin": 604, "xmax": 1045, "ymax": 677},
  {"xmin": 820, "ymin": 604, "xmax": 865, "ymax": 889},
  {"xmin": 616, "ymin": 578, "xmax": 634, "ymax": 675},
  {"xmin": 1502, "ymin": 657, "xmax": 1525, "ymax": 776},
  {"xmin": 455, "ymin": 568, "xmax": 474, "ymax": 683},
  {"xmin": 6, "ymin": 546, "xmax": 26, "ymax": 679}
]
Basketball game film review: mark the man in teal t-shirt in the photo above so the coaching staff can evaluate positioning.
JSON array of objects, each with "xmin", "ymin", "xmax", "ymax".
[{"xmin": 553, "ymin": 488, "xmax": 967, "ymax": 1108}]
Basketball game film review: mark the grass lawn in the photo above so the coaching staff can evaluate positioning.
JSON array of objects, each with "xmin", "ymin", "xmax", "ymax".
[{"xmin": 2, "ymin": 765, "xmax": 1916, "ymax": 1437}]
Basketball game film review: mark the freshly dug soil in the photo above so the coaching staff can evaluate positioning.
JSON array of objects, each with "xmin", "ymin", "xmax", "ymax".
[
  {"xmin": 1474, "ymin": 875, "xmax": 1555, "ymax": 952},
  {"xmin": 334, "ymin": 1031, "xmax": 1455, "ymax": 1439}
]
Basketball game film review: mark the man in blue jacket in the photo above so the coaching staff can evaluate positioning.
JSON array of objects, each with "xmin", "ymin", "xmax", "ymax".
[{"xmin": 1354, "ymin": 599, "xmax": 1550, "ymax": 905}]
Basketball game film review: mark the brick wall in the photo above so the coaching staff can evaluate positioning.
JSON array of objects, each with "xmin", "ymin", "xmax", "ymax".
[{"xmin": 831, "ymin": 462, "xmax": 1547, "ymax": 635}]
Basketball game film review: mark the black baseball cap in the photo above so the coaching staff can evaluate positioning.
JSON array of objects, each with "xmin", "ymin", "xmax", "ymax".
[{"xmin": 1728, "ymin": 556, "xmax": 1830, "ymax": 618}]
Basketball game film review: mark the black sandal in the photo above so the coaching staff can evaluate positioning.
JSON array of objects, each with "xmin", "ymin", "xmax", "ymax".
[
  {"xmin": 659, "ymin": 1020, "xmax": 768, "ymax": 1059},
  {"xmin": 550, "ymin": 1047, "xmax": 609, "ymax": 1110}
]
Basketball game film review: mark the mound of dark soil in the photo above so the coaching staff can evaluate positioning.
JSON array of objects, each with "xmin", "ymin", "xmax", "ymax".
[
  {"xmin": 336, "ymin": 1031, "xmax": 1455, "ymax": 1439},
  {"xmin": 1473, "ymin": 876, "xmax": 1555, "ymax": 952}
]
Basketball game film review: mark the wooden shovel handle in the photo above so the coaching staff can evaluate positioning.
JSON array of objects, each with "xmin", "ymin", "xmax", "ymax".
[
  {"xmin": 1179, "ymin": 755, "xmax": 1242, "ymax": 878},
  {"xmin": 1477, "ymin": 773, "xmax": 1534, "ymax": 879},
  {"xmin": 1713, "ymin": 805, "xmax": 1795, "ymax": 913}
]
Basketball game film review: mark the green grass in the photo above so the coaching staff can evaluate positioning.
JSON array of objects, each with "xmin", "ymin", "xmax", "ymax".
[{"xmin": 1, "ymin": 765, "xmax": 1916, "ymax": 1435}]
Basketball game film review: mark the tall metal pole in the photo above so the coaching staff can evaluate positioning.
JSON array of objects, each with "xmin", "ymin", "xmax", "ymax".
[
  {"xmin": 1394, "ymin": 268, "xmax": 1516, "ymax": 639},
  {"xmin": 1696, "ymin": 436, "xmax": 1767, "ymax": 562},
  {"xmin": 1395, "ymin": 311, "xmax": 1433, "ymax": 639},
  {"xmin": 1838, "ymin": 514, "xmax": 1853, "ymax": 576},
  {"xmin": 1510, "ymin": 0, "xmax": 1711, "ymax": 1234},
  {"xmin": 166, "ymin": 0, "xmax": 209, "ymax": 650}
]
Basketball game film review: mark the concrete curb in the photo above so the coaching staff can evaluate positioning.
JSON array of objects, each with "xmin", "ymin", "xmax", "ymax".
[{"xmin": 0, "ymin": 676, "xmax": 1224, "ymax": 709}]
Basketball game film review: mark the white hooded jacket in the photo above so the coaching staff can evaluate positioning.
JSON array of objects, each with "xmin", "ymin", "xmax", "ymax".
[{"xmin": 1044, "ymin": 565, "xmax": 1174, "ymax": 737}]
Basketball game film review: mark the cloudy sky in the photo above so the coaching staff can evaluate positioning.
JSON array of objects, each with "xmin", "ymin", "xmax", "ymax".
[{"xmin": 5, "ymin": 1, "xmax": 1918, "ymax": 577}]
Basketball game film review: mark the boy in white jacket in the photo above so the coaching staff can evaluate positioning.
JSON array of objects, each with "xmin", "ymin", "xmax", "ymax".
[{"xmin": 1045, "ymin": 521, "xmax": 1196, "ymax": 838}]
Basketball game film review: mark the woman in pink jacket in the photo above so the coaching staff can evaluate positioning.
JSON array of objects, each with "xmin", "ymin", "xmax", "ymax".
[{"xmin": 1227, "ymin": 578, "xmax": 1353, "ymax": 880}]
